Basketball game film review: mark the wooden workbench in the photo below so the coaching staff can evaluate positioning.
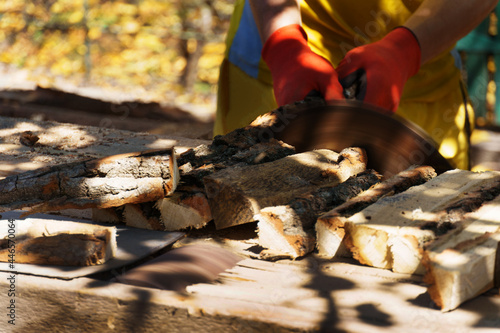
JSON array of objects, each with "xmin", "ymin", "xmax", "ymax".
[{"xmin": 1, "ymin": 116, "xmax": 499, "ymax": 332}]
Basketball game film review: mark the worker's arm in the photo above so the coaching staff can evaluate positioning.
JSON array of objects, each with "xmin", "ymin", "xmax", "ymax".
[
  {"xmin": 249, "ymin": 0, "xmax": 301, "ymax": 42},
  {"xmin": 406, "ymin": 0, "xmax": 499, "ymax": 65},
  {"xmin": 249, "ymin": 0, "xmax": 344, "ymax": 106}
]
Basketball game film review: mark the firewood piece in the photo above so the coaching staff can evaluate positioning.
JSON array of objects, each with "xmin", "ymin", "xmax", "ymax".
[
  {"xmin": 344, "ymin": 170, "xmax": 500, "ymax": 274},
  {"xmin": 204, "ymin": 148, "xmax": 367, "ymax": 230},
  {"xmin": 0, "ymin": 220, "xmax": 116, "ymax": 266},
  {"xmin": 256, "ymin": 170, "xmax": 382, "ymax": 258},
  {"xmin": 0, "ymin": 149, "xmax": 179, "ymax": 216},
  {"xmin": 316, "ymin": 166, "xmax": 437, "ymax": 259},
  {"xmin": 156, "ymin": 189, "xmax": 212, "ymax": 231},
  {"xmin": 423, "ymin": 195, "xmax": 500, "ymax": 312},
  {"xmin": 123, "ymin": 202, "xmax": 164, "ymax": 231}
]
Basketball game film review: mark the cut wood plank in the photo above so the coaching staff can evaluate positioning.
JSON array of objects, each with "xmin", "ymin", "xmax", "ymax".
[
  {"xmin": 344, "ymin": 169, "xmax": 500, "ymax": 274},
  {"xmin": 0, "ymin": 219, "xmax": 117, "ymax": 266},
  {"xmin": 316, "ymin": 166, "xmax": 437, "ymax": 259},
  {"xmin": 156, "ymin": 189, "xmax": 212, "ymax": 231},
  {"xmin": 256, "ymin": 169, "xmax": 382, "ymax": 258},
  {"xmin": 0, "ymin": 149, "xmax": 179, "ymax": 216},
  {"xmin": 205, "ymin": 148, "xmax": 367, "ymax": 230},
  {"xmin": 422, "ymin": 195, "xmax": 500, "ymax": 312}
]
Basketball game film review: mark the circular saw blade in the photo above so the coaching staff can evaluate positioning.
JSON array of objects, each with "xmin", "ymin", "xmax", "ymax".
[{"xmin": 275, "ymin": 100, "xmax": 453, "ymax": 178}]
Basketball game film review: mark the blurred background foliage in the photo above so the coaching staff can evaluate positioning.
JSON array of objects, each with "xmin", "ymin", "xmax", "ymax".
[{"xmin": 0, "ymin": 0, "xmax": 235, "ymax": 106}]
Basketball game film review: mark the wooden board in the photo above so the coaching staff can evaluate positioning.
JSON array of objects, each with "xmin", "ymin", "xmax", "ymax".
[{"xmin": 2, "ymin": 256, "xmax": 500, "ymax": 332}]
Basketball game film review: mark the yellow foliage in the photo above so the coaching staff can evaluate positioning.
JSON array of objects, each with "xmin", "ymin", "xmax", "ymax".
[
  {"xmin": 0, "ymin": 0, "xmax": 235, "ymax": 105},
  {"xmin": 133, "ymin": 33, "xmax": 164, "ymax": 52},
  {"xmin": 88, "ymin": 26, "xmax": 102, "ymax": 40},
  {"xmin": 0, "ymin": 13, "xmax": 25, "ymax": 31},
  {"xmin": 68, "ymin": 10, "xmax": 85, "ymax": 24},
  {"xmin": 0, "ymin": 0, "xmax": 24, "ymax": 12}
]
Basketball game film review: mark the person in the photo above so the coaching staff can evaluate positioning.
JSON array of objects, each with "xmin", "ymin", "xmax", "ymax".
[{"xmin": 214, "ymin": 0, "xmax": 499, "ymax": 170}]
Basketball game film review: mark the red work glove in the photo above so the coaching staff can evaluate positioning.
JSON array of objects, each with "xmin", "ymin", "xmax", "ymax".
[
  {"xmin": 262, "ymin": 24, "xmax": 344, "ymax": 106},
  {"xmin": 336, "ymin": 27, "xmax": 421, "ymax": 112}
]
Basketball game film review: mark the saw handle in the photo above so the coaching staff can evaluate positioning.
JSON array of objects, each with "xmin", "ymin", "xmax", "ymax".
[
  {"xmin": 339, "ymin": 69, "xmax": 366, "ymax": 101},
  {"xmin": 306, "ymin": 69, "xmax": 366, "ymax": 102}
]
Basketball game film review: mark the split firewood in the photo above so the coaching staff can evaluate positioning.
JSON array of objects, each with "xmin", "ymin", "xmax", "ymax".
[
  {"xmin": 422, "ymin": 195, "xmax": 500, "ymax": 312},
  {"xmin": 91, "ymin": 110, "xmax": 299, "ymax": 230},
  {"xmin": 156, "ymin": 188, "xmax": 212, "ymax": 231},
  {"xmin": 156, "ymin": 140, "xmax": 295, "ymax": 231},
  {"xmin": 316, "ymin": 165, "xmax": 437, "ymax": 259},
  {"xmin": 178, "ymin": 140, "xmax": 296, "ymax": 187},
  {"xmin": 343, "ymin": 169, "xmax": 500, "ymax": 274},
  {"xmin": 256, "ymin": 169, "xmax": 382, "ymax": 258},
  {"xmin": 244, "ymin": 95, "xmax": 326, "ymax": 142},
  {"xmin": 90, "ymin": 99, "xmax": 317, "ymax": 230},
  {"xmin": 123, "ymin": 202, "xmax": 165, "ymax": 231},
  {"xmin": 205, "ymin": 147, "xmax": 367, "ymax": 230},
  {"xmin": 0, "ymin": 149, "xmax": 179, "ymax": 216}
]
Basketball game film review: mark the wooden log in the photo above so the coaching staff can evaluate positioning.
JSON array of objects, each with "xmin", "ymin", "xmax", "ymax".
[
  {"xmin": 343, "ymin": 169, "xmax": 500, "ymax": 274},
  {"xmin": 256, "ymin": 170, "xmax": 382, "ymax": 258},
  {"xmin": 156, "ymin": 188, "xmax": 212, "ymax": 231},
  {"xmin": 316, "ymin": 166, "xmax": 437, "ymax": 259},
  {"xmin": 204, "ymin": 147, "xmax": 368, "ymax": 230},
  {"xmin": 0, "ymin": 149, "xmax": 179, "ymax": 216},
  {"xmin": 422, "ymin": 195, "xmax": 500, "ymax": 312},
  {"xmin": 151, "ymin": 139, "xmax": 295, "ymax": 231}
]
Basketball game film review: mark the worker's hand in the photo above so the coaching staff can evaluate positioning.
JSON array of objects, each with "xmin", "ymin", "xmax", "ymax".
[
  {"xmin": 336, "ymin": 27, "xmax": 421, "ymax": 112},
  {"xmin": 262, "ymin": 24, "xmax": 344, "ymax": 106}
]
